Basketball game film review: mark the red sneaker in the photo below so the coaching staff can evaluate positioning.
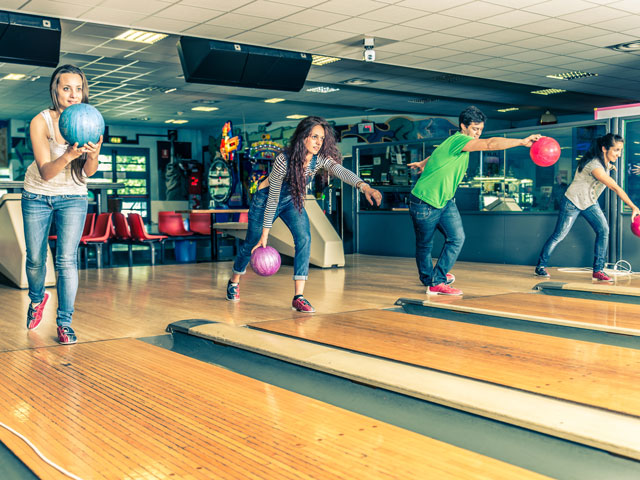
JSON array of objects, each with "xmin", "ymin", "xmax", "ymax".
[
  {"xmin": 26, "ymin": 293, "xmax": 49, "ymax": 330},
  {"xmin": 428, "ymin": 283, "xmax": 463, "ymax": 296},
  {"xmin": 292, "ymin": 296, "xmax": 315, "ymax": 313},
  {"xmin": 593, "ymin": 271, "xmax": 613, "ymax": 282}
]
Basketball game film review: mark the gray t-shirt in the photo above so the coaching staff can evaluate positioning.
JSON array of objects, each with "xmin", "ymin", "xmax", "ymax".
[{"xmin": 564, "ymin": 158, "xmax": 611, "ymax": 210}]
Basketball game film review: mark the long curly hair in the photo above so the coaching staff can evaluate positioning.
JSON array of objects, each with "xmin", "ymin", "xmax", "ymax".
[
  {"xmin": 285, "ymin": 116, "xmax": 341, "ymax": 211},
  {"xmin": 49, "ymin": 64, "xmax": 90, "ymax": 184}
]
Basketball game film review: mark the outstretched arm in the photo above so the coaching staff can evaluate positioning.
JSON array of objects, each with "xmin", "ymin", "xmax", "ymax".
[
  {"xmin": 592, "ymin": 168, "xmax": 640, "ymax": 219},
  {"xmin": 462, "ymin": 134, "xmax": 541, "ymax": 152}
]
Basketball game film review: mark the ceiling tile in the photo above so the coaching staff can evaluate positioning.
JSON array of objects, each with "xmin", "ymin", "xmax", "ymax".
[
  {"xmin": 255, "ymin": 21, "xmax": 316, "ymax": 37},
  {"xmin": 314, "ymin": 0, "xmax": 392, "ymax": 16},
  {"xmin": 182, "ymin": 24, "xmax": 246, "ymax": 39},
  {"xmin": 445, "ymin": 22, "xmax": 505, "ymax": 37},
  {"xmin": 403, "ymin": 14, "xmax": 468, "ymax": 30},
  {"xmin": 609, "ymin": 0, "xmax": 640, "ymax": 14},
  {"xmin": 360, "ymin": 5, "xmax": 424, "ymax": 23},
  {"xmin": 558, "ymin": 6, "xmax": 622, "ymax": 24},
  {"xmin": 326, "ymin": 17, "xmax": 392, "ymax": 34},
  {"xmin": 515, "ymin": 18, "xmax": 582, "ymax": 35},
  {"xmin": 205, "ymin": 13, "xmax": 270, "ymax": 29},
  {"xmin": 135, "ymin": 16, "xmax": 198, "ymax": 33},
  {"xmin": 396, "ymin": 0, "xmax": 470, "ymax": 11},
  {"xmin": 234, "ymin": 0, "xmax": 305, "ymax": 19},
  {"xmin": 481, "ymin": 10, "xmax": 547, "ymax": 28},
  {"xmin": 408, "ymin": 32, "xmax": 466, "ymax": 47},
  {"xmin": 547, "ymin": 25, "xmax": 612, "ymax": 41},
  {"xmin": 227, "ymin": 31, "xmax": 289, "ymax": 45},
  {"xmin": 441, "ymin": 1, "xmax": 512, "ymax": 21},
  {"xmin": 522, "ymin": 0, "xmax": 596, "ymax": 16},
  {"xmin": 283, "ymin": 9, "xmax": 349, "ymax": 27},
  {"xmin": 369, "ymin": 25, "xmax": 427, "ymax": 41}
]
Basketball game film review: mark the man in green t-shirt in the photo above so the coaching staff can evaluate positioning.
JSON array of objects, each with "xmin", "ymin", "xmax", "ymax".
[{"xmin": 408, "ymin": 106, "xmax": 540, "ymax": 295}]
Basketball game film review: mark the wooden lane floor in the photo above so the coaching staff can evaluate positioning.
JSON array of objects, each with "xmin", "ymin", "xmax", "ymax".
[
  {"xmin": 252, "ymin": 310, "xmax": 640, "ymax": 419},
  {"xmin": 395, "ymin": 292, "xmax": 640, "ymax": 338},
  {"xmin": 0, "ymin": 338, "xmax": 551, "ymax": 480},
  {"xmin": 534, "ymin": 280, "xmax": 640, "ymax": 304}
]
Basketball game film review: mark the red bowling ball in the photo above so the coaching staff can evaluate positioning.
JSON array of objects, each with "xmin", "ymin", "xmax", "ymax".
[
  {"xmin": 530, "ymin": 136, "xmax": 561, "ymax": 167},
  {"xmin": 251, "ymin": 246, "xmax": 281, "ymax": 276}
]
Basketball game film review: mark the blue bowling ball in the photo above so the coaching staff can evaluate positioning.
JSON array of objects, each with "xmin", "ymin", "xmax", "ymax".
[{"xmin": 59, "ymin": 103, "xmax": 105, "ymax": 146}]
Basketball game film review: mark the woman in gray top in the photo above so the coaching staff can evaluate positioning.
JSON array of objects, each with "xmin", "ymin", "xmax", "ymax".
[{"xmin": 535, "ymin": 133, "xmax": 639, "ymax": 281}]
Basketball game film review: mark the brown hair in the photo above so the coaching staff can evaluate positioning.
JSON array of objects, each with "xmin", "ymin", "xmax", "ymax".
[
  {"xmin": 49, "ymin": 64, "xmax": 90, "ymax": 184},
  {"xmin": 285, "ymin": 116, "xmax": 342, "ymax": 211}
]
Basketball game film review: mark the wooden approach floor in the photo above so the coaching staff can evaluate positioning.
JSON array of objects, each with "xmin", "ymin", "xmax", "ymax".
[
  {"xmin": 0, "ymin": 338, "xmax": 550, "ymax": 480},
  {"xmin": 397, "ymin": 292, "xmax": 640, "ymax": 335},
  {"xmin": 1, "ymin": 255, "xmax": 640, "ymax": 478},
  {"xmin": 253, "ymin": 309, "xmax": 640, "ymax": 417}
]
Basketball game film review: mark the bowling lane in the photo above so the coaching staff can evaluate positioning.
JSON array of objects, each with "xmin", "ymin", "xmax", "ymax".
[
  {"xmin": 252, "ymin": 309, "xmax": 640, "ymax": 418},
  {"xmin": 396, "ymin": 292, "xmax": 640, "ymax": 337}
]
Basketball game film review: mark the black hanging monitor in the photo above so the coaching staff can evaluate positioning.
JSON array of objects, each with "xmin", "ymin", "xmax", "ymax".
[
  {"xmin": 0, "ymin": 11, "xmax": 61, "ymax": 68},
  {"xmin": 177, "ymin": 36, "xmax": 312, "ymax": 92}
]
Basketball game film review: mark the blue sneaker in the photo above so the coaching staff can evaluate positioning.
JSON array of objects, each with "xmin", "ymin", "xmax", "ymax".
[
  {"xmin": 535, "ymin": 266, "xmax": 550, "ymax": 278},
  {"xmin": 57, "ymin": 326, "xmax": 77, "ymax": 345},
  {"xmin": 226, "ymin": 281, "xmax": 240, "ymax": 301}
]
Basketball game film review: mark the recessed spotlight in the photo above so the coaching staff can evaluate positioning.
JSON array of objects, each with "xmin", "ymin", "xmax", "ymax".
[
  {"xmin": 607, "ymin": 41, "xmax": 640, "ymax": 52},
  {"xmin": 546, "ymin": 71, "xmax": 597, "ymax": 80},
  {"xmin": 341, "ymin": 78, "xmax": 376, "ymax": 86},
  {"xmin": 115, "ymin": 29, "xmax": 168, "ymax": 44},
  {"xmin": 531, "ymin": 88, "xmax": 566, "ymax": 95},
  {"xmin": 264, "ymin": 98, "xmax": 285, "ymax": 103}
]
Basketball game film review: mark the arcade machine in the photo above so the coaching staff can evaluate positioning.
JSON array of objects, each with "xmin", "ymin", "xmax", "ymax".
[
  {"xmin": 208, "ymin": 121, "xmax": 240, "ymax": 213},
  {"xmin": 247, "ymin": 139, "xmax": 284, "ymax": 198}
]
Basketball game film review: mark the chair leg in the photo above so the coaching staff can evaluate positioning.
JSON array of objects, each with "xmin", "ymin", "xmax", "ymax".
[
  {"xmin": 149, "ymin": 243, "xmax": 155, "ymax": 266},
  {"xmin": 96, "ymin": 244, "xmax": 102, "ymax": 269},
  {"xmin": 128, "ymin": 244, "xmax": 133, "ymax": 267},
  {"xmin": 160, "ymin": 242, "xmax": 165, "ymax": 264}
]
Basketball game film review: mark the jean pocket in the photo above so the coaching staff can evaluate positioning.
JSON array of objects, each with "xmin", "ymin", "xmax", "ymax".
[
  {"xmin": 21, "ymin": 191, "xmax": 39, "ymax": 200},
  {"xmin": 60, "ymin": 194, "xmax": 86, "ymax": 199},
  {"xmin": 410, "ymin": 202, "xmax": 433, "ymax": 220}
]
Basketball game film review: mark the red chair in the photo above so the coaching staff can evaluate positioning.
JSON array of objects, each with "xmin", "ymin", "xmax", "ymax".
[
  {"xmin": 80, "ymin": 213, "xmax": 113, "ymax": 268},
  {"xmin": 111, "ymin": 212, "xmax": 135, "ymax": 267},
  {"xmin": 50, "ymin": 213, "xmax": 95, "ymax": 257},
  {"xmin": 188, "ymin": 213, "xmax": 211, "ymax": 235},
  {"xmin": 238, "ymin": 212, "xmax": 248, "ymax": 223},
  {"xmin": 158, "ymin": 211, "xmax": 192, "ymax": 236},
  {"xmin": 127, "ymin": 213, "xmax": 167, "ymax": 266}
]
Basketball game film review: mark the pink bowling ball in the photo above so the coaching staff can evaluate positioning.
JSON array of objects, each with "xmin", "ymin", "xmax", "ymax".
[
  {"xmin": 632, "ymin": 216, "xmax": 640, "ymax": 238},
  {"xmin": 530, "ymin": 136, "xmax": 561, "ymax": 167},
  {"xmin": 250, "ymin": 246, "xmax": 281, "ymax": 276}
]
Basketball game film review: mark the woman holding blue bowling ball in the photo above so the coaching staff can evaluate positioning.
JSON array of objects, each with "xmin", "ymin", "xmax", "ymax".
[{"xmin": 21, "ymin": 64, "xmax": 103, "ymax": 345}]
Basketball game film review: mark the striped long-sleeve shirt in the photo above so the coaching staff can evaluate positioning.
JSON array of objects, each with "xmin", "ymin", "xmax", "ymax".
[{"xmin": 262, "ymin": 152, "xmax": 364, "ymax": 228}]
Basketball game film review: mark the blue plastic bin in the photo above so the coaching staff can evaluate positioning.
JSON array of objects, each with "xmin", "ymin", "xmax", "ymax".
[{"xmin": 174, "ymin": 239, "xmax": 197, "ymax": 263}]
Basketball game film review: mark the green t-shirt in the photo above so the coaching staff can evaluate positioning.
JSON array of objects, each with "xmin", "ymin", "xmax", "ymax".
[{"xmin": 411, "ymin": 132, "xmax": 473, "ymax": 208}]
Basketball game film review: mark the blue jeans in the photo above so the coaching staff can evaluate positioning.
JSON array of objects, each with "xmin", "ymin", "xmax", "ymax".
[
  {"xmin": 233, "ymin": 185, "xmax": 311, "ymax": 280},
  {"xmin": 537, "ymin": 196, "xmax": 609, "ymax": 272},
  {"xmin": 22, "ymin": 191, "xmax": 88, "ymax": 326},
  {"xmin": 409, "ymin": 195, "xmax": 465, "ymax": 286}
]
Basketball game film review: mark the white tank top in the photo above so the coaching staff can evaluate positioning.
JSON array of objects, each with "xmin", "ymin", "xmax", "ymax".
[{"xmin": 23, "ymin": 109, "xmax": 88, "ymax": 196}]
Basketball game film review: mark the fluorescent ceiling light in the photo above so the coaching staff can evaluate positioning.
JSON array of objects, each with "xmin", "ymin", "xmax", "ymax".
[
  {"xmin": 163, "ymin": 88, "xmax": 177, "ymax": 94},
  {"xmin": 264, "ymin": 98, "xmax": 285, "ymax": 103},
  {"xmin": 3, "ymin": 73, "xmax": 26, "ymax": 80},
  {"xmin": 497, "ymin": 107, "xmax": 519, "ymax": 112},
  {"xmin": 286, "ymin": 114, "xmax": 307, "ymax": 119},
  {"xmin": 546, "ymin": 71, "xmax": 597, "ymax": 80},
  {"xmin": 115, "ymin": 29, "xmax": 168, "ymax": 44},
  {"xmin": 311, "ymin": 55, "xmax": 341, "ymax": 66},
  {"xmin": 192, "ymin": 106, "xmax": 219, "ymax": 112},
  {"xmin": 165, "ymin": 119, "xmax": 189, "ymax": 124},
  {"xmin": 306, "ymin": 86, "xmax": 340, "ymax": 93},
  {"xmin": 531, "ymin": 88, "xmax": 566, "ymax": 95}
]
